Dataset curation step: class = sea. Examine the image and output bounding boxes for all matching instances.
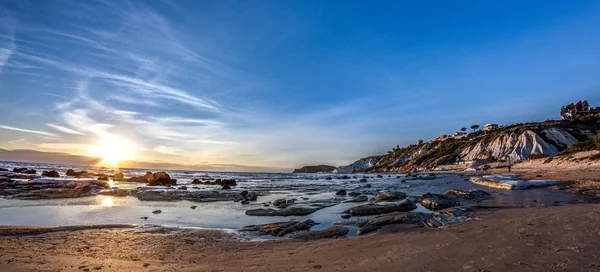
[0,161,584,237]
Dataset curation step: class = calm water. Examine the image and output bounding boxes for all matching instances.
[0,161,585,235]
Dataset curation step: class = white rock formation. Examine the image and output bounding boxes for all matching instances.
[335,156,381,174]
[461,130,562,161]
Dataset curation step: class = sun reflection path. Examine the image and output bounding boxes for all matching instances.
[102,197,114,207]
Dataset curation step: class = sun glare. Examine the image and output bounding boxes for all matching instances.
[93,136,133,166]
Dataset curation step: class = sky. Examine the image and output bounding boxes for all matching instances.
[0,0,600,172]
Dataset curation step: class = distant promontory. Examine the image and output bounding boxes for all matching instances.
[292,165,336,173]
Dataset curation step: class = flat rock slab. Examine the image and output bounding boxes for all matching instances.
[358,212,432,235]
[130,188,245,202]
[0,179,109,199]
[241,220,317,236]
[290,226,349,240]
[471,175,557,190]
[245,206,320,216]
[344,199,417,216]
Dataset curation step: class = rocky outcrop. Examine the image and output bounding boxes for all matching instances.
[130,187,246,202]
[292,165,336,173]
[13,168,36,174]
[113,172,125,181]
[241,220,317,236]
[335,156,382,174]
[0,179,109,199]
[344,199,417,216]
[191,178,237,186]
[420,193,459,211]
[128,172,176,186]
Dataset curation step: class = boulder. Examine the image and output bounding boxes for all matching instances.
[41,170,60,178]
[127,171,175,186]
[420,193,459,211]
[359,178,367,182]
[191,179,202,184]
[290,226,349,240]
[13,168,36,174]
[222,185,231,190]
[348,192,360,197]
[344,199,417,216]
[335,190,347,196]
[113,172,125,181]
[245,206,319,216]
[273,199,287,207]
[97,176,109,181]
[241,220,317,236]
[358,212,433,235]
[370,191,407,203]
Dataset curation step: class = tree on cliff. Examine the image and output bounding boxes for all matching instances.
[470,125,480,132]
[460,127,467,132]
[560,100,593,120]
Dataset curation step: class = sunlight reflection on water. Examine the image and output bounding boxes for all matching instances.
[101,197,113,207]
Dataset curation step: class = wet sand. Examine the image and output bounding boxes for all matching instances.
[1,204,600,271]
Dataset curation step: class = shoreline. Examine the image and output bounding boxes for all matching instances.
[1,203,600,271]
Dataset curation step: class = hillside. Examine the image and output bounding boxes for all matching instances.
[341,119,599,173]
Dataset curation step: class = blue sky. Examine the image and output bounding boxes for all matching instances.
[1,0,599,171]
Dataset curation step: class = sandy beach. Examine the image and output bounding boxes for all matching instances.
[0,203,599,272]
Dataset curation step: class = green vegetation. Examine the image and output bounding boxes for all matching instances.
[560,100,600,121]
[470,124,480,132]
[559,138,597,156]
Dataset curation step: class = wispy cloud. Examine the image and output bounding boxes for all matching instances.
[0,125,56,137]
[46,123,86,135]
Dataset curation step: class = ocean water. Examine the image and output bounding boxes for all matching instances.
[0,161,584,236]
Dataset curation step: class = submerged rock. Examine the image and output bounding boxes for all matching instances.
[131,188,249,202]
[41,170,60,178]
[370,191,407,203]
[273,199,287,207]
[290,226,349,240]
[241,220,317,236]
[358,212,433,235]
[344,199,417,216]
[336,190,347,195]
[344,195,368,203]
[245,206,320,216]
[13,168,36,174]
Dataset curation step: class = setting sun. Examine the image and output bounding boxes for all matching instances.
[93,136,133,166]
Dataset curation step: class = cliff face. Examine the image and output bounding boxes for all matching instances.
[292,165,336,173]
[334,156,382,174]
[359,120,599,173]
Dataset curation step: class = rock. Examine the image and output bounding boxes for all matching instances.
[0,168,8,171]
[421,193,459,211]
[113,172,125,181]
[65,169,92,177]
[242,220,317,236]
[290,226,349,240]
[140,216,148,220]
[444,189,491,201]
[152,210,162,214]
[359,178,367,182]
[222,185,231,190]
[325,177,333,180]
[97,176,109,181]
[128,172,175,186]
[344,199,417,216]
[364,184,372,188]
[245,192,258,201]
[216,179,237,186]
[340,175,351,180]
[240,191,248,197]
[190,205,197,209]
[400,179,406,183]
[344,195,368,203]
[376,174,383,178]
[0,179,110,199]
[273,199,287,207]
[245,206,320,216]
[358,212,433,234]
[241,200,250,204]
[178,186,187,190]
[191,179,202,184]
[335,190,347,196]
[41,170,60,177]
[348,192,360,197]
[287,199,297,204]
[341,214,351,219]
[370,191,407,203]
